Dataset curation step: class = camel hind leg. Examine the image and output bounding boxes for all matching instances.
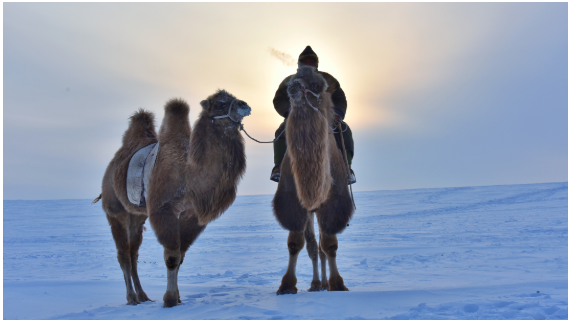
[128,213,152,302]
[105,211,140,305]
[305,213,323,292]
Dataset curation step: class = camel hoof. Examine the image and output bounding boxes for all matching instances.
[137,292,153,303]
[328,275,349,291]
[330,284,349,291]
[163,299,179,308]
[126,293,139,305]
[276,287,298,295]
[277,272,297,295]
[308,280,324,292]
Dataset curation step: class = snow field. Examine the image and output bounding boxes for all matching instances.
[3,182,567,319]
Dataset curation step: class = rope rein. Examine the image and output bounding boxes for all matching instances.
[338,121,357,210]
[239,85,346,143]
[239,123,285,143]
[211,98,285,143]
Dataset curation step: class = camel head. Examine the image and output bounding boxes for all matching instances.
[287,66,329,106]
[200,90,251,133]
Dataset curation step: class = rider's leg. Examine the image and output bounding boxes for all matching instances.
[271,121,287,182]
[333,122,355,184]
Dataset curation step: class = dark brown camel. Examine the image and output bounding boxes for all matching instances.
[97,90,251,307]
[272,66,354,294]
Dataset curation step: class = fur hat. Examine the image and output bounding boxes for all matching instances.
[298,46,319,68]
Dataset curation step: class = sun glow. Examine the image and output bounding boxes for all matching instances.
[5,2,566,199]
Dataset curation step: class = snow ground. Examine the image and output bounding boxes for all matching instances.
[4,182,568,319]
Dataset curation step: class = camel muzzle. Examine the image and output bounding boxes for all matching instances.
[213,98,251,123]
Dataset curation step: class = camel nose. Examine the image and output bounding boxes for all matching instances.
[236,103,251,118]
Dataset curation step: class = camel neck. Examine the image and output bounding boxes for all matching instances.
[285,96,333,211]
[186,113,247,224]
[189,115,245,166]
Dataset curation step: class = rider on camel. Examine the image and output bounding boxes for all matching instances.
[270,46,356,184]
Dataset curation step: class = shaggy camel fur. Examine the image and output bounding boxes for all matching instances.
[98,90,250,307]
[272,66,354,294]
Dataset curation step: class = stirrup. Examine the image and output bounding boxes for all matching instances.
[347,168,356,185]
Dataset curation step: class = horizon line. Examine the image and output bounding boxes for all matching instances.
[3,181,567,202]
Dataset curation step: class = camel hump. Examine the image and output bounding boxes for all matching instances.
[122,109,157,144]
[164,98,189,116]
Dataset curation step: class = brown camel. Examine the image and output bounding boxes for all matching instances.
[272,66,354,294]
[97,90,251,307]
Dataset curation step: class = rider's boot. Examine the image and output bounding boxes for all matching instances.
[270,164,281,182]
[348,168,356,185]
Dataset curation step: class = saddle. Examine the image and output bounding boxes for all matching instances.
[126,143,159,207]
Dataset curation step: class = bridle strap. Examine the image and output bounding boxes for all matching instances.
[212,98,238,121]
[298,85,337,131]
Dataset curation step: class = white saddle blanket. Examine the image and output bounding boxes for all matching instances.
[126,143,159,207]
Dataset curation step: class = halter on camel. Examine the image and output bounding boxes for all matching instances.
[212,98,236,120]
[212,98,251,123]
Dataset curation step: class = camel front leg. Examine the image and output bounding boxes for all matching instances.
[177,210,207,304]
[160,246,182,308]
[149,203,182,307]
[163,250,181,307]
[277,231,305,295]
[305,213,323,292]
[320,233,349,291]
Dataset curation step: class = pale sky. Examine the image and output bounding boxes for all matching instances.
[4,2,567,200]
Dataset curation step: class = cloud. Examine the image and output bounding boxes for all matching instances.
[267,47,296,67]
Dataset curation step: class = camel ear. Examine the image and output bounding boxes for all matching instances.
[200,100,209,110]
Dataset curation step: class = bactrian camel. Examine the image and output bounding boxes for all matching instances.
[272,66,354,294]
[97,90,251,307]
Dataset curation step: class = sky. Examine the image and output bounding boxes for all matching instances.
[3,2,568,200]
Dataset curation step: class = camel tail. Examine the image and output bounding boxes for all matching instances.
[122,109,157,144]
[92,194,102,205]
